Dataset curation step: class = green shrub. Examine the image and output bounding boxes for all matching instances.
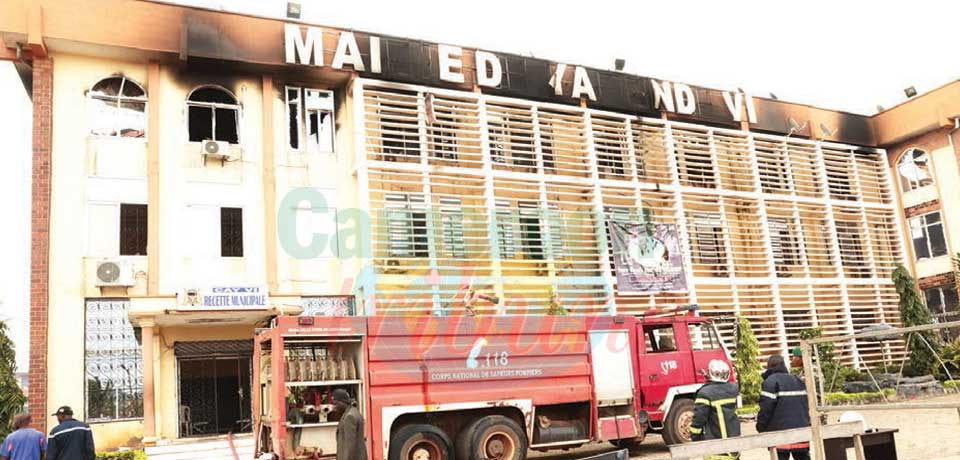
[824,389,894,405]
[95,451,146,460]
[893,265,940,376]
[937,339,960,380]
[944,380,958,391]
[797,327,863,391]
[736,404,759,416]
[734,316,762,405]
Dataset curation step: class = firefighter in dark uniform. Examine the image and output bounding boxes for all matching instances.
[689,359,741,460]
[757,354,811,460]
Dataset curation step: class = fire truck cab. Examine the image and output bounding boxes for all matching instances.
[252,310,731,460]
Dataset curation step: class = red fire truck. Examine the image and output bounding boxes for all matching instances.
[252,309,732,460]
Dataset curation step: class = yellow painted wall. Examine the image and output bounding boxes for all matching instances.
[47,53,149,444]
[91,420,144,451]
[933,146,960,262]
[47,52,357,450]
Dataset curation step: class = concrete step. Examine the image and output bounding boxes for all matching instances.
[146,435,255,460]
[147,447,254,460]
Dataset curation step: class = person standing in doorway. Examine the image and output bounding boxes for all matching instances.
[331,389,366,460]
[1,413,46,460]
[46,407,94,460]
[757,354,811,460]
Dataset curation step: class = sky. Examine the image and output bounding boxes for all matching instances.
[2,0,960,372]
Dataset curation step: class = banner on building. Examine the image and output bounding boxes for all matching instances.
[607,221,687,294]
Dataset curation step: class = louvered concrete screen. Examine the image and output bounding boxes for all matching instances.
[356,79,906,366]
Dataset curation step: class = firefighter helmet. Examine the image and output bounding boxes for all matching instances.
[706,359,731,382]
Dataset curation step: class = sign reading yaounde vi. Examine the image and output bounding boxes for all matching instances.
[607,221,688,294]
[181,286,269,309]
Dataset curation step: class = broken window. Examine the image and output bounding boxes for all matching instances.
[924,284,959,323]
[897,148,934,192]
[220,207,244,257]
[909,211,947,260]
[187,86,239,144]
[287,87,335,153]
[88,76,147,138]
[119,204,148,256]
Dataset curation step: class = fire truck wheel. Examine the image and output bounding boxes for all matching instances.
[662,398,695,445]
[390,424,454,460]
[460,415,527,460]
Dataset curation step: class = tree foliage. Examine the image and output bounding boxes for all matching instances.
[734,316,762,405]
[0,320,26,438]
[546,286,568,316]
[892,264,940,376]
[798,327,859,391]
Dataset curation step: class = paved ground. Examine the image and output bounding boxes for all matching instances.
[530,394,960,460]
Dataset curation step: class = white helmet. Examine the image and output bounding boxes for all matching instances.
[707,359,731,382]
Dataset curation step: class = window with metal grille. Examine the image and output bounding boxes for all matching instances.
[519,204,544,260]
[897,148,934,193]
[487,114,535,171]
[769,217,800,269]
[119,204,147,256]
[427,95,459,160]
[540,126,557,172]
[439,197,465,258]
[220,207,244,257]
[187,86,239,143]
[379,98,420,160]
[909,212,947,260]
[88,76,147,138]
[287,87,335,153]
[85,298,142,421]
[692,213,726,274]
[385,194,428,258]
[495,202,517,259]
[834,220,867,275]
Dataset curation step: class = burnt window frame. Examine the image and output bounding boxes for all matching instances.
[897,147,935,193]
[186,85,241,144]
[119,203,148,256]
[908,211,948,260]
[220,207,244,257]
[88,76,147,138]
[286,86,336,154]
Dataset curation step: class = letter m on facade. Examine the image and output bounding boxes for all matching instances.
[285,24,324,66]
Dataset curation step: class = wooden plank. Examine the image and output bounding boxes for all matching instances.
[853,434,866,460]
[802,340,825,460]
[667,422,864,457]
[820,402,960,411]
[806,320,960,344]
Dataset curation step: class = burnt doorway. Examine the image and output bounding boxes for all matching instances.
[176,340,252,437]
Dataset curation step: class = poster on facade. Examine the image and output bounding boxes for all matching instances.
[607,221,688,294]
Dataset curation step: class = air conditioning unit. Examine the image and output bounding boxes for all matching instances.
[201,140,238,161]
[95,259,136,287]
